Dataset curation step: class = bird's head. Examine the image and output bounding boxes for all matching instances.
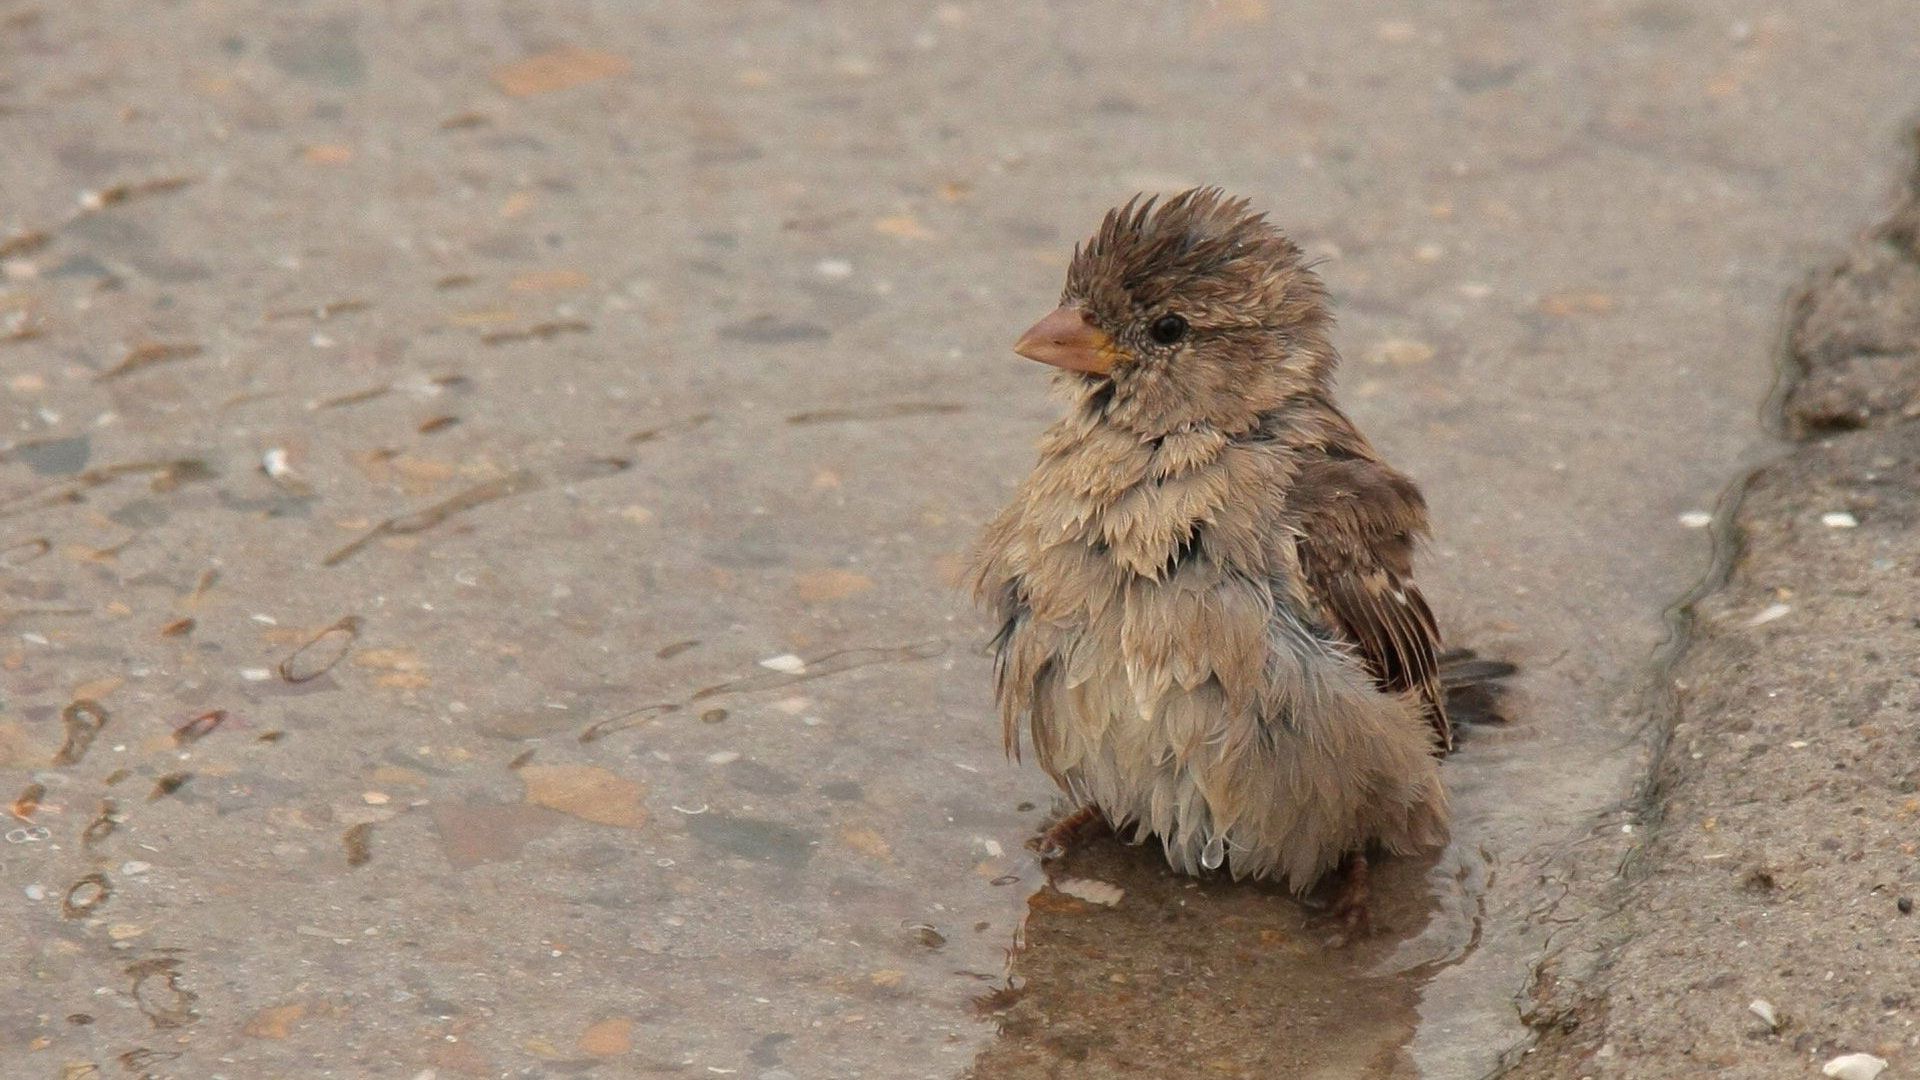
[1014,188,1335,435]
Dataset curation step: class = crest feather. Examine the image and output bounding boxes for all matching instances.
[1066,187,1302,305]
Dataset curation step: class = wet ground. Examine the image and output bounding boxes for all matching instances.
[2,3,1918,1079]
[1509,133,1920,1080]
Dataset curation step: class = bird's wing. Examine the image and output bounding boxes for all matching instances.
[1288,453,1450,753]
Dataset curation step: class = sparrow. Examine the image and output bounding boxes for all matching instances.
[972,188,1459,909]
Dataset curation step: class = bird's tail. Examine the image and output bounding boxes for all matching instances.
[1438,647,1517,687]
[1437,647,1516,730]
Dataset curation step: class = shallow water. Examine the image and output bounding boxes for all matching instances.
[2,2,1918,1078]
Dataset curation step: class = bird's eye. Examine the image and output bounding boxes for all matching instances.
[1148,314,1188,346]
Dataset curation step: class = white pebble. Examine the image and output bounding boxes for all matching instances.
[815,258,854,279]
[758,653,806,674]
[241,667,274,681]
[1821,511,1858,529]
[706,751,741,765]
[1748,998,1778,1029]
[120,861,151,875]
[1678,511,1713,528]
[262,447,294,479]
[1822,1053,1888,1080]
[23,884,46,901]
[1745,603,1791,627]
[1054,877,1125,907]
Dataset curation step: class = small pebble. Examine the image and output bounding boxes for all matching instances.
[1745,603,1791,627]
[23,884,46,901]
[1821,511,1859,529]
[1054,877,1125,907]
[1822,1053,1888,1080]
[706,751,740,765]
[119,861,151,875]
[241,667,274,681]
[1376,19,1416,42]
[1363,337,1435,366]
[1678,511,1713,528]
[1898,896,1913,914]
[1748,998,1780,1030]
[758,653,806,674]
[815,258,853,279]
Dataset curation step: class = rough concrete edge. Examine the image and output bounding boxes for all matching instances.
[1491,121,1920,1077]
[1487,453,1760,1076]
[1771,119,1920,440]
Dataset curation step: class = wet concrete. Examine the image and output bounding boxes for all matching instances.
[2,2,1919,1078]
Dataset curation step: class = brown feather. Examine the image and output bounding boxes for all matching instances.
[1288,443,1451,751]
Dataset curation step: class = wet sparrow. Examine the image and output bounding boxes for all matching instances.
[973,189,1458,907]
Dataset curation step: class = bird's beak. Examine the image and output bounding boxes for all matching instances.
[1013,306,1118,375]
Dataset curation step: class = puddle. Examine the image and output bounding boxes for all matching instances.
[970,666,1608,1080]
[976,839,1441,1079]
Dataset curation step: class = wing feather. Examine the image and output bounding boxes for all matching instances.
[1289,453,1451,752]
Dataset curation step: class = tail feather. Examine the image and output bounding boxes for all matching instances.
[1437,647,1515,729]
[1439,658,1519,687]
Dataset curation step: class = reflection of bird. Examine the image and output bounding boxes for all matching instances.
[972,189,1475,922]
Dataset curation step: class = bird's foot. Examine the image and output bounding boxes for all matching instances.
[1026,805,1107,860]
[1327,852,1374,942]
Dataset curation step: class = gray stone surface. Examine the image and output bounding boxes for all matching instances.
[0,3,1917,1078]
[1510,132,1920,1080]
